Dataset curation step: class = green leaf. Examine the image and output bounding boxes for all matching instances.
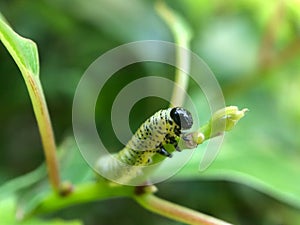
[0,137,95,220]
[0,13,39,78]
[0,164,47,201]
[15,137,94,219]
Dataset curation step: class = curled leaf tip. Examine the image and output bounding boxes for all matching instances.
[212,106,248,132]
[225,106,248,131]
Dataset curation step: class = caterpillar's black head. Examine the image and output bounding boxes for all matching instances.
[170,107,193,130]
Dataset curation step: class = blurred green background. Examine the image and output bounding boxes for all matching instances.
[1,0,300,224]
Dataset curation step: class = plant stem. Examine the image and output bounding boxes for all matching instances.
[29,182,134,217]
[155,0,192,107]
[24,75,61,192]
[258,0,285,70]
[134,193,232,225]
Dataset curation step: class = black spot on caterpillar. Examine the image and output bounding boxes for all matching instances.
[96,107,193,184]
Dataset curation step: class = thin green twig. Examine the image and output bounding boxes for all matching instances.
[26,182,134,218]
[134,193,232,225]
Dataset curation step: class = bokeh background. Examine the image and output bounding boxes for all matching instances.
[1,0,300,224]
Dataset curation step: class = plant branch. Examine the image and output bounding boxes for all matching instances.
[155,0,192,107]
[134,193,232,225]
[27,182,134,218]
[258,0,285,70]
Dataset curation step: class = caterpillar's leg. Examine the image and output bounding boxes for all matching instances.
[157,147,172,158]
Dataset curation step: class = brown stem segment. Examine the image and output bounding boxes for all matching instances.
[25,75,61,192]
[134,194,232,225]
[155,0,192,107]
[259,0,285,70]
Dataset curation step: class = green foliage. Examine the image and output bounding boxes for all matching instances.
[12,138,94,219]
[1,0,300,225]
[0,12,39,78]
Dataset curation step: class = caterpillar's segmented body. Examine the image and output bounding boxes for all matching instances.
[96,107,193,184]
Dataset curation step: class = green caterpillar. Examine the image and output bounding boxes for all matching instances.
[96,107,193,184]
